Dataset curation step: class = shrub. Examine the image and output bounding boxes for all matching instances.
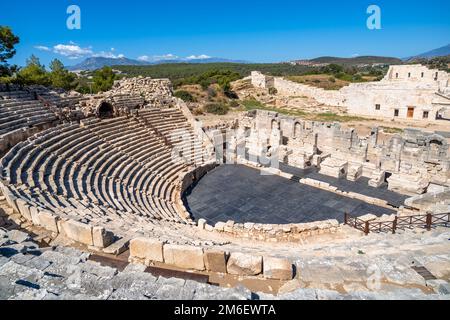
[224,89,239,99]
[241,99,266,110]
[229,100,240,108]
[174,90,195,102]
[268,87,278,95]
[205,103,229,115]
[207,87,217,98]
[335,73,352,82]
[192,107,204,116]
[92,66,116,93]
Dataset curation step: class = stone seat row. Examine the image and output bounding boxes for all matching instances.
[6,183,162,245]
[0,97,58,137]
[0,109,207,238]
[0,91,33,100]
[4,123,184,222]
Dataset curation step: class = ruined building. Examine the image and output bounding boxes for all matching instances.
[251,64,450,121]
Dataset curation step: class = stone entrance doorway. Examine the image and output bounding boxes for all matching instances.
[407,107,415,118]
[98,102,114,119]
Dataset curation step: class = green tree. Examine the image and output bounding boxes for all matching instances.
[0,26,20,78]
[92,66,116,92]
[174,90,195,102]
[16,55,50,86]
[74,76,93,94]
[49,59,76,90]
[205,103,229,115]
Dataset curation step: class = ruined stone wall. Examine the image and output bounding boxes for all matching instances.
[251,65,450,121]
[342,82,444,121]
[385,65,449,89]
[238,110,450,195]
[251,71,274,89]
[111,76,172,99]
[273,77,346,106]
[251,72,345,106]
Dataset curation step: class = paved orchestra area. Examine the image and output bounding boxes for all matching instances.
[185,165,401,225]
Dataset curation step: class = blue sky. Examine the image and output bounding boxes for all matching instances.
[1,0,449,66]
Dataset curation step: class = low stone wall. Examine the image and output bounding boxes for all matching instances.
[180,160,340,242]
[273,77,345,106]
[405,188,450,213]
[180,162,218,194]
[0,180,114,249]
[129,237,294,280]
[199,218,339,243]
[299,177,393,208]
[244,159,394,208]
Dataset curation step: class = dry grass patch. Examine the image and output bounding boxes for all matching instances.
[287,74,350,90]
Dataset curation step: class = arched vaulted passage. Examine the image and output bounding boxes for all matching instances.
[97,102,114,119]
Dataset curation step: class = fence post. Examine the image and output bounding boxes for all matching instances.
[344,212,348,225]
[392,216,397,234]
[364,221,370,235]
[426,213,432,231]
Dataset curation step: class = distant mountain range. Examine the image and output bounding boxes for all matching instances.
[67,43,450,71]
[68,56,249,71]
[67,57,148,71]
[404,44,450,61]
[305,56,402,66]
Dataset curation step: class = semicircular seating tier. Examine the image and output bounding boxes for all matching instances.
[0,107,208,237]
[0,90,59,138]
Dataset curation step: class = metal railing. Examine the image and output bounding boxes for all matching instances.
[344,212,450,235]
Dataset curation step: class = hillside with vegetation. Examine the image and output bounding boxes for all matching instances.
[307,56,402,66]
[114,63,312,81]
[407,55,450,72]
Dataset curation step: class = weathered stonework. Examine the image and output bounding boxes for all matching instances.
[60,220,93,246]
[130,237,164,263]
[92,226,115,248]
[38,210,59,234]
[231,110,450,197]
[251,64,450,122]
[263,257,294,280]
[227,252,263,276]
[163,244,205,271]
[204,249,228,273]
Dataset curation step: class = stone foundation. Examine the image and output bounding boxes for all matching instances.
[128,237,295,281]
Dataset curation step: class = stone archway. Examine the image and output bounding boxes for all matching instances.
[294,122,302,138]
[425,134,447,160]
[97,101,114,119]
[271,119,279,131]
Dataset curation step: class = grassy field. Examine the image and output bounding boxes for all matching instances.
[240,99,372,122]
[286,74,351,90]
[380,126,404,134]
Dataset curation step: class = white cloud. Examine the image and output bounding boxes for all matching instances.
[186,54,211,60]
[34,45,51,51]
[53,44,93,59]
[351,53,360,58]
[137,55,150,61]
[92,51,125,59]
[155,53,179,60]
[46,43,124,60]
[138,54,179,62]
